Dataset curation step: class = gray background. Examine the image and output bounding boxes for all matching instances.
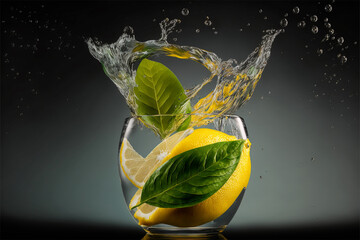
[1,0,359,235]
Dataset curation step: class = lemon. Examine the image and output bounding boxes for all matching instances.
[120,128,194,188]
[131,128,251,227]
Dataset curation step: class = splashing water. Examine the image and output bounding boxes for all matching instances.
[87,18,280,136]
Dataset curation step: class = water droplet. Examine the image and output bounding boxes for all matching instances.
[337,37,344,45]
[354,41,358,45]
[239,28,243,32]
[311,25,318,34]
[204,16,212,26]
[324,18,329,22]
[325,4,332,12]
[293,6,300,14]
[264,16,268,20]
[259,9,263,13]
[310,15,318,22]
[324,22,331,28]
[280,18,288,27]
[329,28,334,35]
[317,48,323,55]
[181,8,189,16]
[322,34,330,41]
[195,29,200,33]
[305,45,308,48]
[340,55,347,64]
[247,23,251,27]
[284,13,288,17]
[214,31,218,35]
[297,21,306,28]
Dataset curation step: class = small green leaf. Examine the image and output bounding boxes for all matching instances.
[134,59,191,138]
[132,140,245,209]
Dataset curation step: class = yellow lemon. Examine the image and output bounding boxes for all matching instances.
[132,128,251,227]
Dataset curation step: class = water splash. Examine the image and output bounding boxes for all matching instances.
[87,18,280,136]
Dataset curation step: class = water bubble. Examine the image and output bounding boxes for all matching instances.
[152,18,156,22]
[195,29,200,33]
[173,37,177,42]
[325,4,332,12]
[284,13,288,17]
[214,31,218,35]
[305,45,308,48]
[297,21,306,28]
[311,157,315,161]
[247,23,251,27]
[280,18,288,27]
[310,15,318,23]
[181,8,189,16]
[259,9,263,13]
[324,17,329,22]
[329,28,334,35]
[264,16,268,20]
[204,16,212,26]
[311,25,318,34]
[340,55,347,64]
[324,22,331,28]
[322,34,330,41]
[354,41,357,45]
[337,37,344,45]
[293,6,300,14]
[331,36,335,40]
[337,53,341,58]
[239,28,243,32]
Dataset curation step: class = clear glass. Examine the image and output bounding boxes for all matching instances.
[118,114,249,236]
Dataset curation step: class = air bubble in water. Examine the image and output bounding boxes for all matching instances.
[324,22,331,28]
[297,21,306,28]
[181,8,189,16]
[324,17,329,22]
[337,37,344,45]
[173,37,177,42]
[317,49,324,56]
[259,9,263,13]
[214,31,218,35]
[329,28,334,35]
[311,25,318,34]
[195,29,200,33]
[322,34,330,41]
[325,4,332,12]
[293,6,300,14]
[280,18,288,27]
[204,16,212,26]
[354,41,358,45]
[284,13,288,17]
[340,55,347,64]
[310,15,318,22]
[337,53,341,58]
[247,23,251,26]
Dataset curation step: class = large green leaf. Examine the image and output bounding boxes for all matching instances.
[134,59,191,138]
[132,140,245,209]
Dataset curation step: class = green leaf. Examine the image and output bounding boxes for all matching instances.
[132,140,245,209]
[134,59,191,139]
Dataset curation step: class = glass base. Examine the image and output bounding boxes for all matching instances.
[143,226,227,238]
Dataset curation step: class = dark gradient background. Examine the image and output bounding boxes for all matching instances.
[1,0,359,239]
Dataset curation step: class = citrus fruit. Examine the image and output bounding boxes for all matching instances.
[120,128,193,188]
[131,128,251,227]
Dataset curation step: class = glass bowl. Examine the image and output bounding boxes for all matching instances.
[118,114,250,236]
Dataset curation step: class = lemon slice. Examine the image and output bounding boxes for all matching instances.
[120,128,194,188]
